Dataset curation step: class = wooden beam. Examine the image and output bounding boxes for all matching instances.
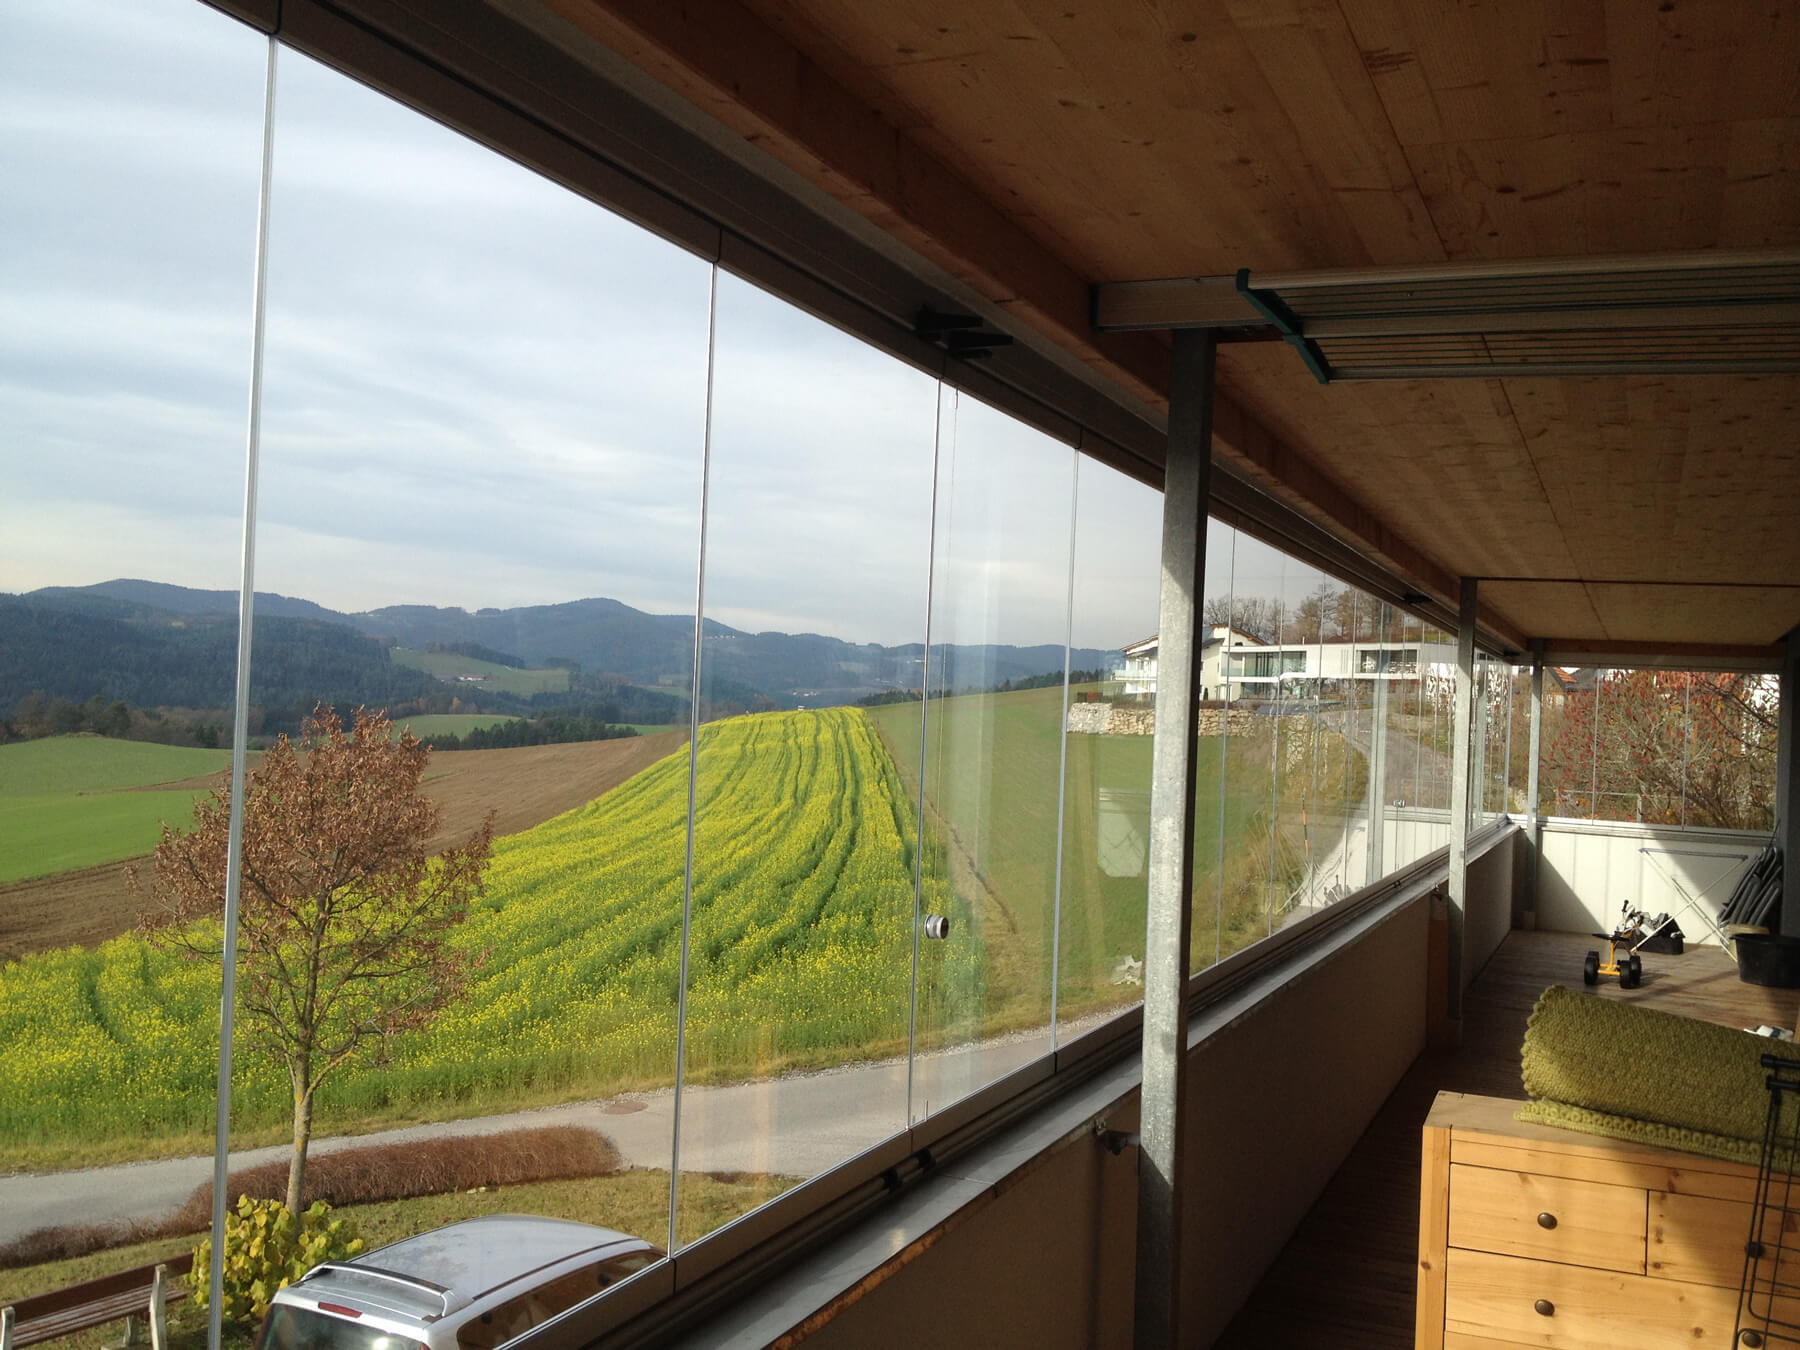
[1536,639,1785,669]
[543,0,1486,629]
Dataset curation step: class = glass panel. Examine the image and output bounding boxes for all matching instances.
[1215,530,1280,959]
[1187,519,1237,974]
[1557,668,1778,828]
[1266,558,1325,933]
[0,0,262,1249]
[676,272,937,1246]
[250,45,710,1282]
[1543,668,1599,818]
[1334,587,1373,899]
[1053,459,1163,1032]
[911,391,1076,1121]
[1685,671,1778,831]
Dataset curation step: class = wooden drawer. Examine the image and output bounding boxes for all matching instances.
[1650,1190,1754,1287]
[1446,1248,1739,1349]
[1652,1189,1800,1301]
[1449,1164,1647,1274]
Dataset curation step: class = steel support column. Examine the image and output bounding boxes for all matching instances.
[1134,329,1215,1350]
[1444,578,1479,1045]
[1525,642,1545,923]
[1780,628,1800,934]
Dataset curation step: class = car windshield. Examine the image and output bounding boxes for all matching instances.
[258,1306,423,1350]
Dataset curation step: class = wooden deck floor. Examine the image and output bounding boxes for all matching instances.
[1213,930,1800,1348]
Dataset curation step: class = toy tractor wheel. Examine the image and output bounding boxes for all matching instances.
[1623,954,1642,989]
[1583,950,1600,986]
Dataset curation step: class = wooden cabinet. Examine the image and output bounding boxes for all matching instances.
[1417,1091,1765,1349]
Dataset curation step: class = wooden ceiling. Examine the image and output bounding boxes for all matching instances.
[538,0,1800,655]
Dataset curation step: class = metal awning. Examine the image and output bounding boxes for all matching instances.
[1092,248,1800,382]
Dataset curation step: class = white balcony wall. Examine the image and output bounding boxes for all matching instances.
[1531,817,1767,940]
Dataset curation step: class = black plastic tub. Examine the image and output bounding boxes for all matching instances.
[1733,932,1800,989]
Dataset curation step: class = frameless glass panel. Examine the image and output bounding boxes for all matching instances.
[1543,668,1599,818]
[1683,670,1777,830]
[1182,519,1237,974]
[0,0,262,1255]
[911,391,1075,1122]
[676,272,936,1246]
[1564,668,1775,828]
[1379,610,1432,870]
[1473,654,1509,828]
[1331,587,1372,900]
[252,47,708,1278]
[1052,459,1163,1034]
[1215,530,1283,956]
[1418,624,1458,853]
[1265,559,1330,934]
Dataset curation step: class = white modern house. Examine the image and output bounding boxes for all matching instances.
[1117,626,1266,701]
[1121,632,1458,701]
[1227,638,1460,690]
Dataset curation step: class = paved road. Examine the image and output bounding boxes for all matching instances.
[0,1027,1082,1245]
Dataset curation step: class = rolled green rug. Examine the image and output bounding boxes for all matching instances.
[1516,984,1800,1167]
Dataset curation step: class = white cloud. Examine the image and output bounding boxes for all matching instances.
[2,0,1185,656]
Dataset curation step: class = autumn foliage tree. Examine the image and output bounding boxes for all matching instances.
[1543,671,1776,828]
[138,705,493,1215]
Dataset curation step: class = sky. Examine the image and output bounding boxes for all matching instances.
[0,0,1309,654]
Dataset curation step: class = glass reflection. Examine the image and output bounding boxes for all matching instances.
[677,273,935,1245]
[253,44,709,1280]
[1053,460,1164,1031]
[0,0,263,1275]
[911,391,1075,1121]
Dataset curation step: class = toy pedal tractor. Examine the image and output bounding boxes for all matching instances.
[1584,902,1647,989]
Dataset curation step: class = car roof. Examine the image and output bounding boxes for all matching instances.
[303,1215,654,1315]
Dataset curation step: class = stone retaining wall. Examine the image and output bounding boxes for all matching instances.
[1064,703,1263,737]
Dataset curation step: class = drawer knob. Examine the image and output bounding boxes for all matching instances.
[1742,1332,1764,1348]
[1536,1211,1558,1230]
[1533,1299,1555,1318]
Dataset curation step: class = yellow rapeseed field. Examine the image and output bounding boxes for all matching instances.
[0,709,979,1156]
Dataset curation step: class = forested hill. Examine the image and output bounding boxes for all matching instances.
[0,596,436,727]
[8,581,1118,714]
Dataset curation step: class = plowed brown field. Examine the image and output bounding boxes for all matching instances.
[0,731,686,960]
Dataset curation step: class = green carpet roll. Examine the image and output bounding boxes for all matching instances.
[1515,984,1800,1165]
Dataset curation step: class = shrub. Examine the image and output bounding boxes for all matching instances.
[1,1127,620,1269]
[190,1196,365,1324]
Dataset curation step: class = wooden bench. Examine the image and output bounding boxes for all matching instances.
[2,1253,194,1350]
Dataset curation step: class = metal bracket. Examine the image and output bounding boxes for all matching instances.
[914,305,1014,360]
[1234,270,1333,384]
[1097,1122,1141,1155]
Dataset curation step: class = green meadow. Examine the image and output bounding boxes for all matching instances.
[0,738,232,883]
[392,713,519,739]
[389,648,570,695]
[0,709,970,1170]
[865,686,1365,1009]
[0,698,1361,1170]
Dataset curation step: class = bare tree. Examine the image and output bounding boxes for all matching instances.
[138,705,493,1214]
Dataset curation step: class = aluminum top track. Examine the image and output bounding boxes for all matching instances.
[1093,248,1800,382]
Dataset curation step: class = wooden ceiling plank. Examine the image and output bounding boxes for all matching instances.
[1218,344,1581,582]
[535,0,1800,652]
[1721,118,1800,248]
[1480,579,1607,642]
[547,0,1472,622]
[1607,0,1800,131]
[1220,0,1447,265]
[1501,373,1800,592]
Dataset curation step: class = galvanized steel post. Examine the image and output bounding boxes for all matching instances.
[1133,329,1214,1349]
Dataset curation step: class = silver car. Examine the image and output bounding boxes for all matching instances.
[255,1216,662,1350]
